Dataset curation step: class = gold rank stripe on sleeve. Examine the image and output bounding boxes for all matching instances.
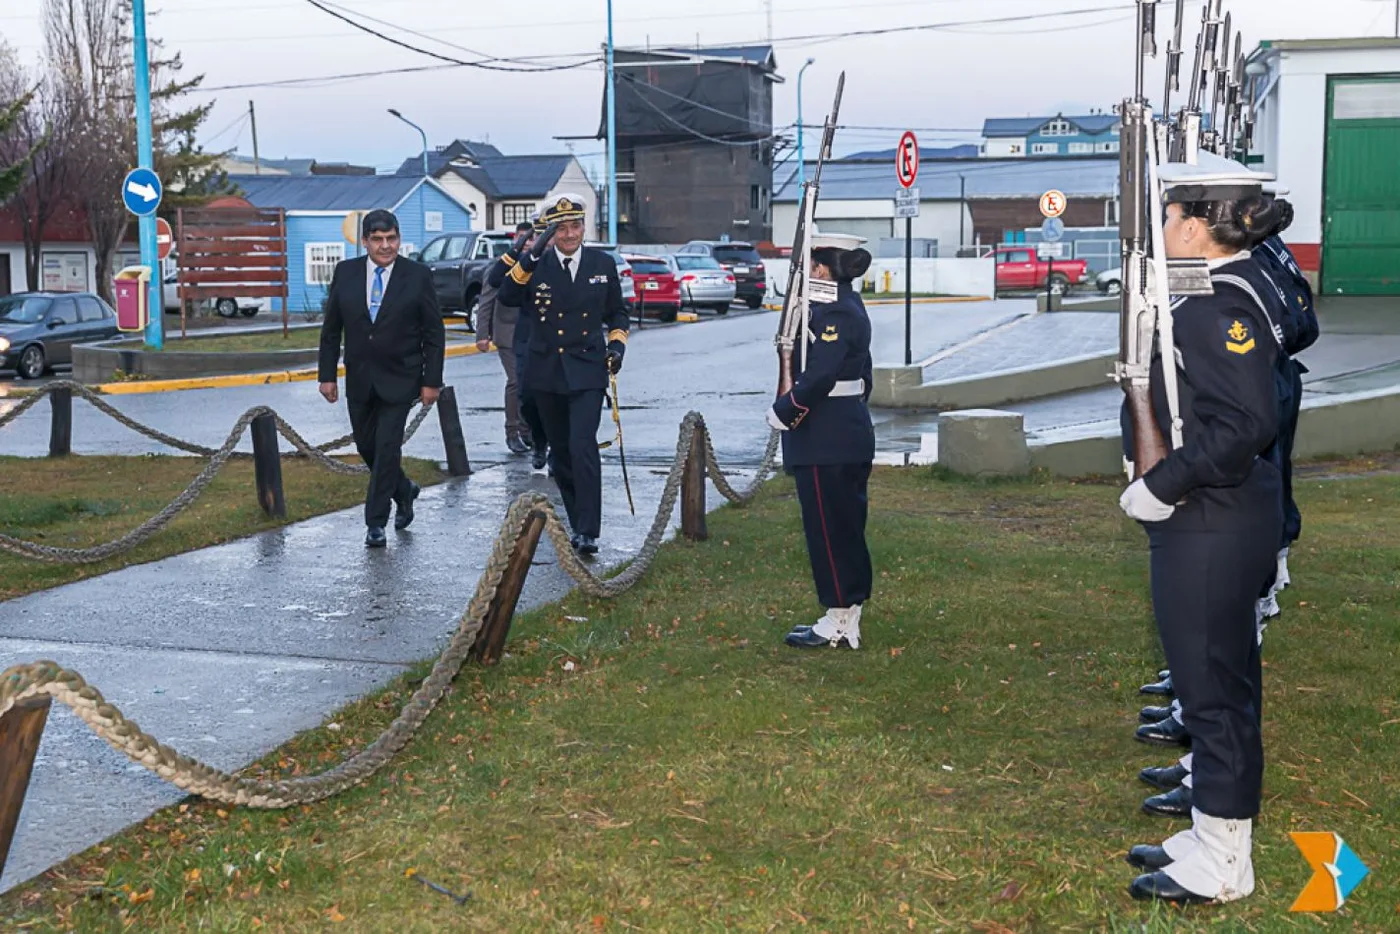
[1225,319,1255,355]
[509,264,532,286]
[502,254,518,268]
[608,329,629,344]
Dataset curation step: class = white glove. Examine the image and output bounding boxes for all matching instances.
[766,407,789,432]
[1119,478,1175,522]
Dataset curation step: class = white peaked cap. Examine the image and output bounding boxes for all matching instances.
[1160,151,1276,202]
[810,230,867,251]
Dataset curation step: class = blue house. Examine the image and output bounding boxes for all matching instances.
[234,175,473,314]
[981,113,1122,158]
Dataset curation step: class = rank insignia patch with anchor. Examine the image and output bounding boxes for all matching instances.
[821,325,839,342]
[1224,319,1255,355]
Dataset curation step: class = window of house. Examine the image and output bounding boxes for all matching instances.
[305,242,344,285]
[1099,141,1120,153]
[1068,142,1094,154]
[1042,118,1072,136]
[1031,143,1059,155]
[751,185,761,211]
[501,203,532,226]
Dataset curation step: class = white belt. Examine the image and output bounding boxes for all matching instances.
[829,379,865,398]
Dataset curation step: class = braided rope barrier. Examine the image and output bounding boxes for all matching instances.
[0,399,782,806]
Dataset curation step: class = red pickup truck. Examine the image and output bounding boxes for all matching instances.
[994,247,1088,295]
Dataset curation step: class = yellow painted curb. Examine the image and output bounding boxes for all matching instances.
[676,312,701,323]
[92,342,484,395]
[864,295,992,306]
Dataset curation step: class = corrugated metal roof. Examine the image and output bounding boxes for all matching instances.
[234,175,423,211]
[773,157,1119,202]
[983,114,1119,137]
[653,44,776,68]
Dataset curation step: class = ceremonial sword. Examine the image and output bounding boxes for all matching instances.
[601,371,635,515]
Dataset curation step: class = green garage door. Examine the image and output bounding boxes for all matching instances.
[1322,76,1400,295]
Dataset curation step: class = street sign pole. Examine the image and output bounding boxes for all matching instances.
[132,0,161,349]
[904,214,912,365]
[896,131,919,367]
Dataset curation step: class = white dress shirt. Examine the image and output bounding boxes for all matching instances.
[367,259,395,311]
[555,246,581,281]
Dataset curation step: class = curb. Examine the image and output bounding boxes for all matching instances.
[90,342,484,396]
[863,295,993,306]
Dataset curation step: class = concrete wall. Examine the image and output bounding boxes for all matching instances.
[762,257,994,303]
[75,338,319,383]
[1021,385,1400,478]
[871,351,1115,410]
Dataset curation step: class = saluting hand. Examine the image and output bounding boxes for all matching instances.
[511,228,532,254]
[528,223,558,260]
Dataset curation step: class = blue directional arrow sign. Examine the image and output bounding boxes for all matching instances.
[121,167,163,216]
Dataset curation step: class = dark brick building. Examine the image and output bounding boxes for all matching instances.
[602,45,782,245]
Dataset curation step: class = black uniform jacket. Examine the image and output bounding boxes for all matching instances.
[497,247,630,393]
[1125,255,1284,531]
[773,281,876,467]
[317,256,445,405]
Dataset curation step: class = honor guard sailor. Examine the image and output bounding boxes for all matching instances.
[497,194,630,555]
[767,231,876,650]
[1118,156,1287,905]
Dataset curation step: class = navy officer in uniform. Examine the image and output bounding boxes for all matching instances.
[497,194,629,554]
[1117,158,1286,905]
[767,231,876,650]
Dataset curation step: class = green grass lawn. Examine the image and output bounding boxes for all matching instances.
[2,466,1396,930]
[0,454,445,599]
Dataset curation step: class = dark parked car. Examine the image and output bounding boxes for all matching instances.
[413,230,516,323]
[0,292,121,379]
[676,240,767,309]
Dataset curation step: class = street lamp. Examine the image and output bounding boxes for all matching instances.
[388,108,429,239]
[796,58,816,194]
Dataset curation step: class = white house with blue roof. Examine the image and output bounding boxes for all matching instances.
[981,113,1122,158]
[395,140,598,235]
[233,174,473,314]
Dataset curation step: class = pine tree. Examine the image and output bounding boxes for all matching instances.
[0,47,45,205]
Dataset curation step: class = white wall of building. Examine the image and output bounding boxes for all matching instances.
[434,175,489,231]
[1,244,101,294]
[983,138,1027,158]
[1256,44,1400,247]
[761,256,994,301]
[772,199,971,251]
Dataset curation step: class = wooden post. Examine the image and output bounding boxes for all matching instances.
[471,510,546,665]
[0,696,53,881]
[250,412,286,517]
[437,386,471,478]
[681,425,708,542]
[48,386,72,457]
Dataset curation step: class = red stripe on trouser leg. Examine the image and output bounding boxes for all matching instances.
[812,465,845,607]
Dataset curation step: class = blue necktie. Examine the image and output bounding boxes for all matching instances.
[370,266,384,322]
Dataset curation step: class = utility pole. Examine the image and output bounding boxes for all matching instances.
[248,100,261,175]
[133,0,161,349]
[606,0,619,244]
[766,0,774,41]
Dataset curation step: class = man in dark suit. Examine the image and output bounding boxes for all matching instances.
[497,194,629,555]
[318,209,445,547]
[477,220,534,456]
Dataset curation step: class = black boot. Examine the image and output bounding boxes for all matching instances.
[1140,674,1175,696]
[1142,784,1193,818]
[1135,715,1191,748]
[1126,845,1173,871]
[1139,704,1176,724]
[1129,871,1214,904]
[1139,762,1190,791]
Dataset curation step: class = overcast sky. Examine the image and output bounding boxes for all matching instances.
[2,0,1395,183]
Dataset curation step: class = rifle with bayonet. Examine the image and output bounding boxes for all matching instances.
[777,73,844,400]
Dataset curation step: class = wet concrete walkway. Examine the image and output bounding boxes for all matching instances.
[0,457,767,893]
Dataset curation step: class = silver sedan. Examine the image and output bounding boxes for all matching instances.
[669,254,737,314]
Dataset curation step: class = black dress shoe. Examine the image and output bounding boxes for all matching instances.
[575,535,599,556]
[1159,669,1170,679]
[1129,870,1214,904]
[506,434,530,455]
[785,628,853,649]
[1142,784,1193,818]
[365,526,387,548]
[1141,674,1175,696]
[393,482,421,531]
[1140,704,1175,724]
[1136,715,1191,748]
[1139,762,1190,791]
[532,448,548,472]
[1126,845,1173,871]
